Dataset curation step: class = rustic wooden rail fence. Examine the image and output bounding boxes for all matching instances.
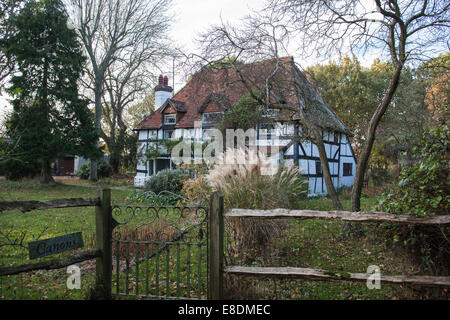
[0,188,112,299]
[2,190,450,300]
[207,193,450,299]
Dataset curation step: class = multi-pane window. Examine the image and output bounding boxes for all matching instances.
[259,106,279,118]
[283,123,294,136]
[164,130,173,140]
[315,161,322,176]
[164,114,176,125]
[343,163,353,176]
[259,123,275,140]
[202,112,223,125]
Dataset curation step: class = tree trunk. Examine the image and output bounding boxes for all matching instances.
[311,126,343,210]
[40,161,55,184]
[89,84,102,181]
[351,62,404,212]
[109,150,120,174]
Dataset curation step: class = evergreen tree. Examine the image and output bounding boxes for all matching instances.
[2,0,99,183]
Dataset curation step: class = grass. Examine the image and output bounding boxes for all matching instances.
[223,193,419,300]
[0,180,131,300]
[0,180,419,300]
[112,240,208,300]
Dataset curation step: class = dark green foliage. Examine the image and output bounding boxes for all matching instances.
[77,163,90,180]
[120,132,138,172]
[379,124,449,217]
[97,158,113,178]
[1,0,99,182]
[126,189,183,206]
[77,158,113,180]
[378,123,449,275]
[145,138,183,159]
[144,169,188,194]
[217,93,264,132]
[1,157,40,180]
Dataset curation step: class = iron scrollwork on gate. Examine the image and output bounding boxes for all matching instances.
[110,202,208,299]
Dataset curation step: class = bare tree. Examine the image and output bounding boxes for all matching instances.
[66,0,172,180]
[100,21,172,173]
[101,57,156,173]
[186,17,344,209]
[267,0,450,211]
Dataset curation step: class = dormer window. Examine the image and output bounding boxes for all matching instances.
[164,130,173,139]
[164,114,176,125]
[258,106,279,118]
[202,112,223,126]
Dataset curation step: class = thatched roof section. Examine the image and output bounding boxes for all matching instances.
[288,61,351,135]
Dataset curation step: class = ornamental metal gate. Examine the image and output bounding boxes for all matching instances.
[110,204,209,299]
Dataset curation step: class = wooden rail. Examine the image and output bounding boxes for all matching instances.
[204,205,450,299]
[0,249,101,276]
[0,198,100,213]
[225,266,450,288]
[226,208,450,225]
[0,190,111,299]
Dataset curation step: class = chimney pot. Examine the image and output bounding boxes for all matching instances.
[163,76,168,86]
[159,75,163,85]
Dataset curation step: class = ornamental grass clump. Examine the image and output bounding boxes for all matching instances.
[206,148,306,210]
[205,148,307,265]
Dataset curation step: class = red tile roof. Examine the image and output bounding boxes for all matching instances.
[134,56,350,134]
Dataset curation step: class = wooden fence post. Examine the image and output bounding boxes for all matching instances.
[95,187,112,299]
[208,192,224,300]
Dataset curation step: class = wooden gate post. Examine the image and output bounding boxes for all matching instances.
[95,187,112,299]
[208,192,224,300]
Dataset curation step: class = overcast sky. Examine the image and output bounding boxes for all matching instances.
[171,0,264,51]
[0,0,433,122]
[163,0,269,91]
[1,0,267,121]
[153,0,357,94]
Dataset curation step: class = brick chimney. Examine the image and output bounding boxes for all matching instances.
[154,74,173,109]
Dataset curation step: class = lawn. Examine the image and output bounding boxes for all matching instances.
[0,180,418,300]
[0,180,131,299]
[223,191,419,300]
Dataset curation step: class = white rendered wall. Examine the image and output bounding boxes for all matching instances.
[155,90,172,110]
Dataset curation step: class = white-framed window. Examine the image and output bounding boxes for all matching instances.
[258,106,279,118]
[149,130,157,139]
[283,123,294,136]
[258,123,275,140]
[164,130,173,140]
[164,114,176,125]
[202,112,223,125]
[202,129,214,140]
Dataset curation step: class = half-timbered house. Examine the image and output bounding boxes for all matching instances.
[133,57,356,196]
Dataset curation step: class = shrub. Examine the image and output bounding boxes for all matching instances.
[144,169,188,194]
[126,189,182,206]
[2,157,40,181]
[77,163,90,179]
[97,159,113,178]
[206,148,307,210]
[205,148,307,264]
[378,124,449,278]
[180,176,212,205]
[76,158,113,180]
